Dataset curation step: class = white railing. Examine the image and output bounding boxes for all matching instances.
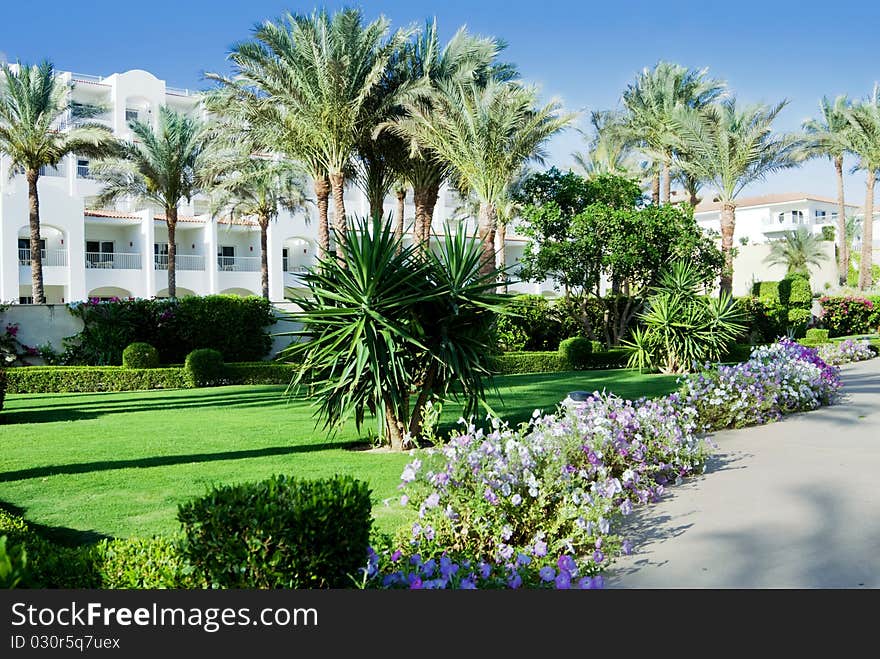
[154,254,205,271]
[166,86,194,97]
[18,249,68,267]
[286,264,309,274]
[71,73,106,84]
[217,256,260,272]
[85,252,141,270]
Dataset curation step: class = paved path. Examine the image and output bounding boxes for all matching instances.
[606,358,880,588]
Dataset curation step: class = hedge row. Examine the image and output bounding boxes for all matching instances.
[4,363,298,394]
[489,348,631,375]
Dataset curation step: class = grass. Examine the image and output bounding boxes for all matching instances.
[0,369,677,545]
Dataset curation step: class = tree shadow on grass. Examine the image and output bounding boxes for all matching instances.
[0,500,111,546]
[0,441,371,484]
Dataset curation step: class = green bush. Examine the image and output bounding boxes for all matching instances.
[224,362,297,385]
[122,342,159,369]
[95,537,201,589]
[64,295,276,365]
[821,225,835,241]
[493,295,563,352]
[724,343,754,363]
[780,275,812,308]
[818,296,880,336]
[0,535,28,588]
[0,368,6,413]
[558,337,593,370]
[178,475,372,589]
[787,308,812,337]
[736,296,788,343]
[805,328,830,344]
[184,349,225,388]
[752,280,780,301]
[488,351,564,374]
[5,366,187,394]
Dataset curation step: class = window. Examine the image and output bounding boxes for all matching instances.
[792,210,804,224]
[19,297,33,304]
[218,245,236,270]
[18,238,46,264]
[77,158,90,179]
[282,247,289,272]
[125,108,139,123]
[154,242,177,269]
[815,210,827,222]
[777,212,785,224]
[86,240,114,267]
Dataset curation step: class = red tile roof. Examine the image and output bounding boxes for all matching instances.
[84,208,257,227]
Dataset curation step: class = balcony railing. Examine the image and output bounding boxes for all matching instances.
[154,254,205,271]
[85,252,141,270]
[18,249,68,267]
[166,86,195,97]
[217,256,260,272]
[283,261,309,274]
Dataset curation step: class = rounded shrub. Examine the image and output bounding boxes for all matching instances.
[177,474,373,588]
[783,275,812,309]
[122,342,160,369]
[804,328,830,344]
[184,348,225,388]
[0,368,6,413]
[558,336,593,370]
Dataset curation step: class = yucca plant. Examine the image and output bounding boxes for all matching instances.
[625,261,744,373]
[280,215,507,449]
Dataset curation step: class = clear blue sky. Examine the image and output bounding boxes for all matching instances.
[2,0,878,202]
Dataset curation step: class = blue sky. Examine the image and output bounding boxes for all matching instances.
[2,0,878,202]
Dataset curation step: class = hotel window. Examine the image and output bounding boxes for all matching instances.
[19,296,34,304]
[217,245,236,270]
[18,238,46,264]
[814,210,827,223]
[76,158,91,178]
[777,212,785,223]
[791,210,804,224]
[86,240,114,267]
[125,108,139,123]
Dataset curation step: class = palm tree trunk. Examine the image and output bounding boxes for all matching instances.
[719,201,736,296]
[835,156,848,285]
[259,215,270,300]
[651,171,660,205]
[395,188,406,249]
[413,187,426,248]
[166,208,177,298]
[478,202,497,278]
[421,183,439,246]
[26,169,46,304]
[495,221,507,293]
[314,175,330,260]
[328,172,347,263]
[661,159,671,204]
[858,172,875,290]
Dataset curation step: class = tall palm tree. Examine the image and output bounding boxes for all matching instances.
[842,87,880,290]
[392,19,514,248]
[764,227,828,277]
[802,95,852,284]
[672,99,802,295]
[222,9,407,254]
[572,110,644,179]
[201,81,332,260]
[622,61,726,204]
[389,79,573,276]
[93,106,206,298]
[0,61,115,303]
[206,155,310,299]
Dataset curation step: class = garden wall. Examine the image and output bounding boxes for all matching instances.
[1,302,303,361]
[730,242,836,297]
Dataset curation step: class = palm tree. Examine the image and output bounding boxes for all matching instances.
[222,9,407,254]
[207,155,310,299]
[0,61,116,303]
[764,227,828,277]
[93,106,206,298]
[392,19,513,248]
[389,79,573,276]
[672,98,802,295]
[803,95,852,284]
[572,110,644,179]
[621,61,726,204]
[842,87,880,290]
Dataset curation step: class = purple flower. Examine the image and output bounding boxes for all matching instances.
[391,550,402,562]
[555,571,571,589]
[425,492,440,508]
[507,572,523,589]
[539,567,556,582]
[592,550,604,564]
[459,575,477,590]
[533,540,548,558]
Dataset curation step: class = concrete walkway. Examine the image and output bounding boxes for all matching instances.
[606,358,880,588]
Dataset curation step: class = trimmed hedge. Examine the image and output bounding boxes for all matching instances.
[558,337,593,370]
[224,362,297,385]
[0,368,6,412]
[783,276,812,308]
[751,280,780,301]
[122,342,159,369]
[805,329,830,344]
[5,366,187,394]
[178,474,373,589]
[489,348,630,374]
[184,349,224,388]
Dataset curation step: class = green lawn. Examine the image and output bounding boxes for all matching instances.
[0,369,677,544]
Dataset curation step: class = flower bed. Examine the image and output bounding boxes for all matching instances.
[365,338,842,589]
[818,339,877,366]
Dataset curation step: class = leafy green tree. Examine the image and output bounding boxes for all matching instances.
[282,215,506,450]
[802,95,852,284]
[0,61,116,302]
[94,106,207,298]
[671,98,803,295]
[764,227,829,278]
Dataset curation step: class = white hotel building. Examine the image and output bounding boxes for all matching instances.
[0,68,547,305]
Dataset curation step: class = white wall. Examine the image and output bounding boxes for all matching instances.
[731,241,837,297]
